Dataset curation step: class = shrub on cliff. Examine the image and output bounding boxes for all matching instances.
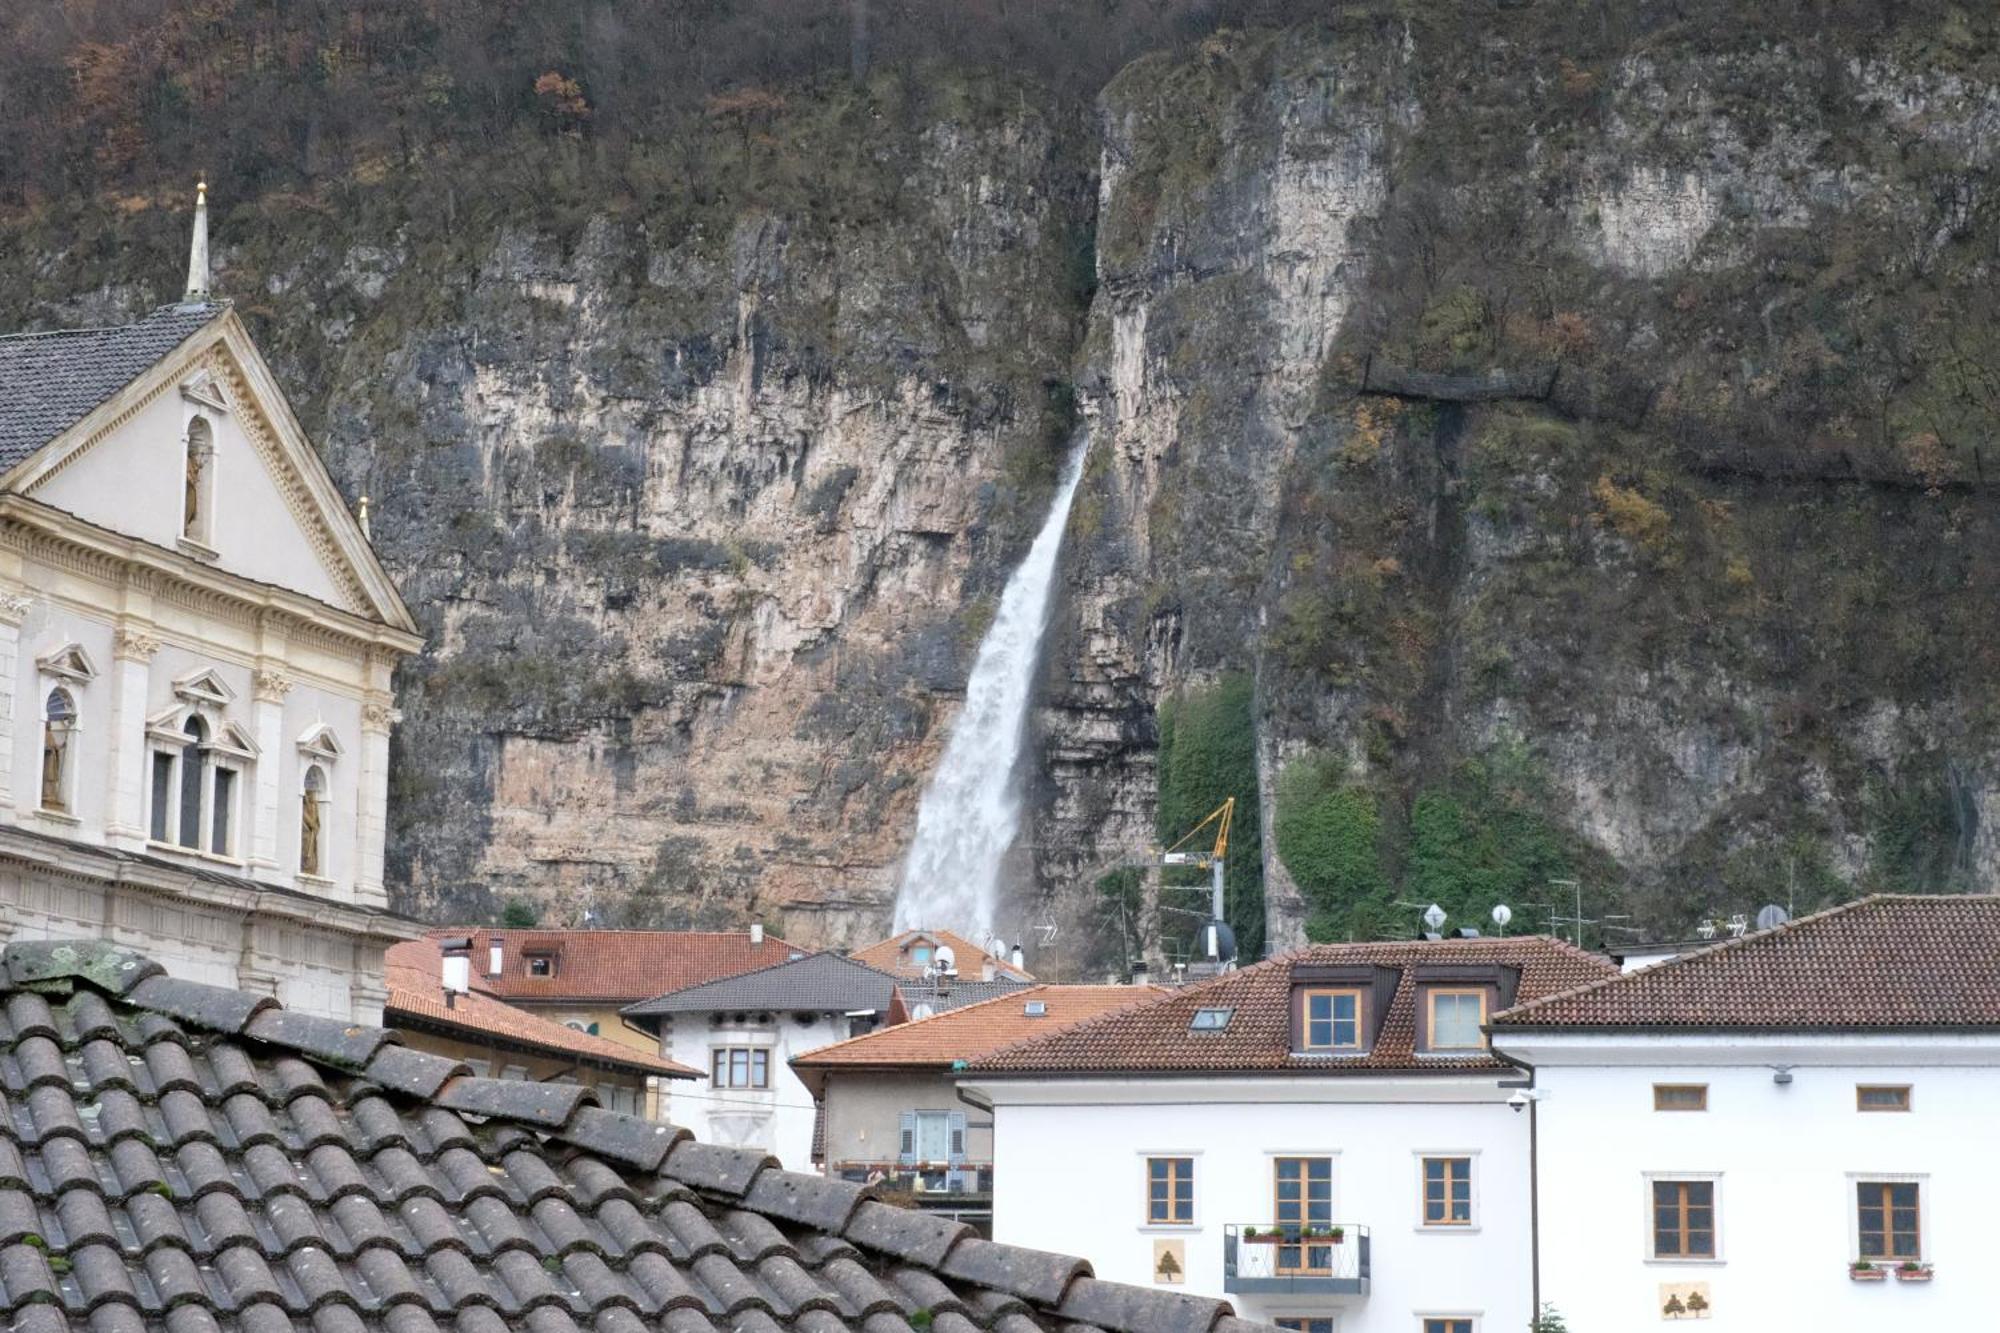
[1274,757,1386,941]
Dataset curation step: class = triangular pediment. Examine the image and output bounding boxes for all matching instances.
[173,668,235,707]
[296,723,343,761]
[3,308,416,635]
[35,642,96,682]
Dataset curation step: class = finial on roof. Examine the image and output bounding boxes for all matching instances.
[184,177,210,303]
[357,495,372,540]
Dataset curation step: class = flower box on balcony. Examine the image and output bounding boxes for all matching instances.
[1894,1264,1933,1282]
[1849,1263,1886,1282]
[1239,1227,1344,1245]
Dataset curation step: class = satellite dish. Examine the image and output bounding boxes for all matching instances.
[1754,904,1791,931]
[1422,903,1448,933]
[1491,904,1513,930]
[933,944,958,976]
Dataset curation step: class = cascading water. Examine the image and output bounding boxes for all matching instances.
[891,442,1091,939]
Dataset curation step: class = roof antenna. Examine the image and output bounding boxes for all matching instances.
[183,177,210,305]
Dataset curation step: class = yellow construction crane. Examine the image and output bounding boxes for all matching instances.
[1160,797,1236,964]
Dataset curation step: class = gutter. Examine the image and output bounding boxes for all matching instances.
[1494,1043,1541,1323]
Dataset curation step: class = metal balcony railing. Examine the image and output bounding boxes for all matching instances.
[1223,1224,1371,1296]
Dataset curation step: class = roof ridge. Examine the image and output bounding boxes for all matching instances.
[1492,895,1893,1025]
[624,946,905,1014]
[795,982,1167,1068]
[0,300,227,343]
[792,983,1058,1064]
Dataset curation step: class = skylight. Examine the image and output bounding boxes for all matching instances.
[1189,1007,1233,1031]
[1024,1000,1049,1017]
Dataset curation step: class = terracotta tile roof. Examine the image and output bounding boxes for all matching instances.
[970,937,1617,1075]
[1494,894,2000,1030]
[0,939,1278,1333]
[385,940,698,1078]
[850,929,1033,981]
[794,985,1164,1093]
[433,927,801,1004]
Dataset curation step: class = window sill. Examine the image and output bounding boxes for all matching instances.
[1645,1258,1726,1267]
[1416,1225,1482,1234]
[296,873,337,890]
[1138,1225,1202,1235]
[176,537,220,563]
[31,808,81,828]
[145,840,244,869]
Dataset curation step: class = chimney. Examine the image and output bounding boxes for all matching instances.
[488,936,504,977]
[750,922,765,946]
[437,936,472,1008]
[1010,945,1026,971]
[981,959,996,982]
[1131,961,1151,987]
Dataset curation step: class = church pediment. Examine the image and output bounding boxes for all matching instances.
[172,668,235,707]
[178,369,231,415]
[35,642,97,683]
[296,723,343,762]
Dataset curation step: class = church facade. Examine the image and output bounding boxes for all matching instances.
[0,186,423,1021]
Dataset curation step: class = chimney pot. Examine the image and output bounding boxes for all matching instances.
[981,959,996,982]
[750,922,765,946]
[442,952,472,997]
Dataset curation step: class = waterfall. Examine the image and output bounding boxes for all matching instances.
[892,443,1090,939]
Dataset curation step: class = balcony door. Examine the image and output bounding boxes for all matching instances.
[1274,1157,1334,1275]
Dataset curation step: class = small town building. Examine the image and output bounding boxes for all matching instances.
[1491,894,2000,1330]
[624,950,907,1170]
[0,936,1273,1333]
[383,937,700,1118]
[794,982,1162,1229]
[449,925,799,1118]
[852,927,1033,983]
[960,937,1616,1333]
[0,186,421,1020]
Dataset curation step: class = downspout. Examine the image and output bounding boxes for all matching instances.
[1496,1047,1541,1325]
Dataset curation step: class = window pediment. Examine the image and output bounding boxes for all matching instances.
[179,370,232,415]
[173,668,236,707]
[296,724,343,762]
[35,643,97,683]
[210,721,258,759]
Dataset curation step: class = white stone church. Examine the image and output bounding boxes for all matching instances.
[0,186,422,1020]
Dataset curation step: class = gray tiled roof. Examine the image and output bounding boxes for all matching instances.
[899,977,1032,1015]
[0,302,225,472]
[0,939,1273,1333]
[623,952,902,1017]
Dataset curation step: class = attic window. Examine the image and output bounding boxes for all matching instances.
[1189,1008,1233,1032]
[1024,1000,1048,1017]
[911,945,933,964]
[526,954,556,978]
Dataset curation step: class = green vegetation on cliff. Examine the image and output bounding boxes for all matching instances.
[1157,675,1266,963]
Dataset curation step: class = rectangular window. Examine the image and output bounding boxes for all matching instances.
[711,1046,770,1089]
[1146,1156,1194,1225]
[177,753,203,848]
[914,1110,952,1161]
[1422,1156,1473,1226]
[1301,988,1362,1051]
[150,753,174,841]
[1273,1157,1334,1274]
[1651,1180,1716,1259]
[1654,1084,1709,1112]
[1423,1321,1474,1333]
[1856,1181,1920,1260]
[1275,1321,1334,1333]
[527,955,555,977]
[210,767,234,854]
[1427,989,1488,1050]
[1857,1085,1911,1113]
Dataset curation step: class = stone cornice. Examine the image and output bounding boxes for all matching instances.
[0,495,423,659]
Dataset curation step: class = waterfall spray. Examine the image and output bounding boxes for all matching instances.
[892,443,1090,939]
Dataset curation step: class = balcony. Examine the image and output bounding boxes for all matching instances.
[1223,1224,1371,1297]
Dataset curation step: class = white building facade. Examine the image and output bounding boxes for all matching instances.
[0,190,422,1019]
[961,938,1618,1333]
[1492,895,2000,1331]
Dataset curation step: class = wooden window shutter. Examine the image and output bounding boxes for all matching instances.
[948,1110,967,1164]
[898,1111,917,1166]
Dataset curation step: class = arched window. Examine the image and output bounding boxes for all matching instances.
[40,689,75,812]
[178,717,207,848]
[183,417,214,544]
[300,765,326,877]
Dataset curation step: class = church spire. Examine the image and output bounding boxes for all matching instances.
[183,178,210,304]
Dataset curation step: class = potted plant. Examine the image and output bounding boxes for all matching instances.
[1850,1260,1885,1281]
[1239,1228,1280,1244]
[1894,1261,1933,1282]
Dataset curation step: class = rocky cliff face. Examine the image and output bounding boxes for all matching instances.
[7,7,2000,962]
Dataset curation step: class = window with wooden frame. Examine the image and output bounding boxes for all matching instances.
[1146,1156,1194,1225]
[1651,1180,1716,1259]
[1856,1085,1912,1113]
[1425,989,1488,1050]
[710,1046,770,1089]
[1275,1320,1333,1333]
[1421,1156,1473,1226]
[1653,1084,1709,1112]
[1300,988,1363,1052]
[1856,1181,1921,1260]
[526,954,556,978]
[1272,1157,1334,1273]
[1423,1321,1475,1333]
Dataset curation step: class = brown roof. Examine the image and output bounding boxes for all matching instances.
[434,927,800,1003]
[850,928,1033,981]
[386,940,700,1078]
[970,937,1617,1075]
[1494,894,2000,1030]
[793,984,1162,1094]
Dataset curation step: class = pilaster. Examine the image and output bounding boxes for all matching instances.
[104,624,160,848]
[250,665,291,876]
[356,695,396,910]
[0,590,33,819]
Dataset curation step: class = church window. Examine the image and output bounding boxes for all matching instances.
[183,417,215,545]
[300,765,327,877]
[178,718,207,847]
[40,689,76,812]
[149,713,243,858]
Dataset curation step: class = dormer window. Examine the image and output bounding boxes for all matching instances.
[1301,988,1363,1051]
[911,944,933,965]
[1426,988,1490,1051]
[526,953,556,978]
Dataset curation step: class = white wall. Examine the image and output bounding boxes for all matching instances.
[1510,1036,1997,1331]
[975,1077,1533,1333]
[658,1009,858,1170]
